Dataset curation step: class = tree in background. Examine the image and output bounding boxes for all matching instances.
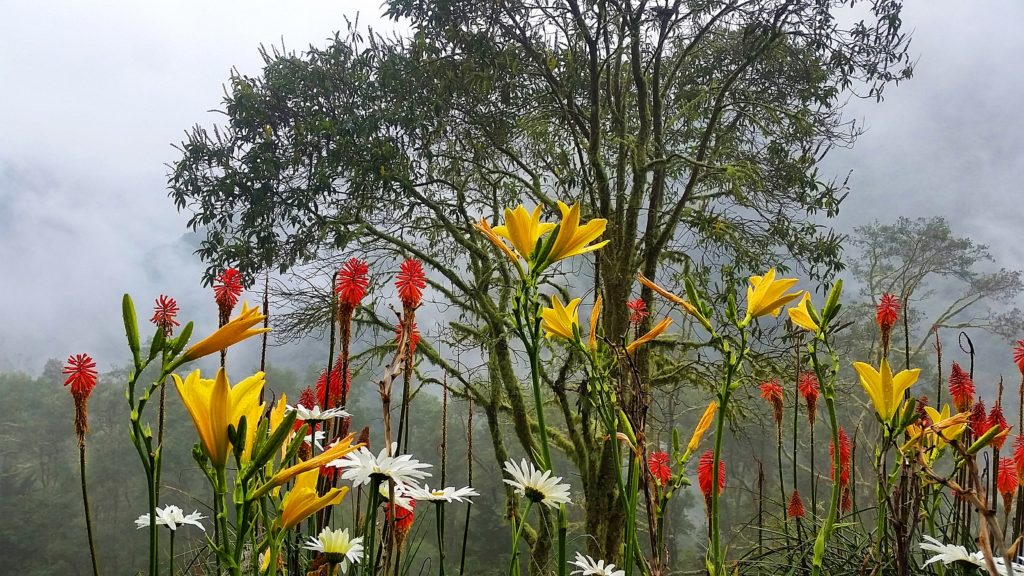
[846,216,1024,368]
[169,0,912,562]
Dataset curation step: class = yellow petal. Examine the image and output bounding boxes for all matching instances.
[686,400,718,457]
[852,361,889,420]
[183,302,270,361]
[588,295,602,351]
[626,317,672,354]
[208,368,232,467]
[787,292,818,332]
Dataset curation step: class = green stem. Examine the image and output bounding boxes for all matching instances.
[708,330,746,576]
[458,503,472,576]
[507,501,532,576]
[79,442,101,576]
[809,338,842,576]
[169,530,175,576]
[435,502,447,576]
[363,479,381,576]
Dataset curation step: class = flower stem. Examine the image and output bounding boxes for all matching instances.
[169,530,175,576]
[435,502,447,576]
[708,330,746,576]
[363,479,381,576]
[809,338,841,576]
[79,441,101,576]
[507,501,532,576]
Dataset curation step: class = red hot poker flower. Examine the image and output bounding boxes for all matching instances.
[1014,340,1024,376]
[989,403,1010,449]
[214,268,244,314]
[1014,435,1024,475]
[387,499,417,548]
[970,399,989,437]
[697,450,725,503]
[999,457,1019,497]
[64,353,98,399]
[395,259,427,308]
[759,378,784,426]
[63,353,98,444]
[150,295,180,334]
[830,427,852,487]
[948,362,975,412]
[337,258,370,309]
[627,298,649,326]
[647,451,672,486]
[316,356,351,409]
[876,293,901,332]
[840,487,853,513]
[798,372,820,425]
[395,322,421,355]
[787,490,806,519]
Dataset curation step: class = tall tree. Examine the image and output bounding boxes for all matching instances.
[169,1,912,565]
[847,216,1024,366]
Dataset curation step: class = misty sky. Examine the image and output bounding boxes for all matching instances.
[1,1,1022,379]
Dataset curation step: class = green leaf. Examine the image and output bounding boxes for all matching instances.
[123,294,141,368]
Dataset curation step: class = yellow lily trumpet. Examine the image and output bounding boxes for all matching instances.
[491,204,555,261]
[925,405,968,446]
[787,292,819,333]
[475,217,524,267]
[545,201,608,264]
[626,317,673,354]
[745,269,801,321]
[264,433,360,490]
[685,400,718,459]
[852,359,920,422]
[182,302,270,362]
[588,295,602,351]
[173,367,265,467]
[541,295,581,341]
[277,469,348,530]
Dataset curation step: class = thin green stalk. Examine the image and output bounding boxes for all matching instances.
[169,529,175,576]
[435,502,447,576]
[507,501,533,576]
[708,328,746,576]
[79,442,101,576]
[810,337,842,576]
[363,478,381,576]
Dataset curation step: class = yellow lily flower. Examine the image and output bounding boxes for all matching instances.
[475,217,523,266]
[745,269,801,320]
[264,433,360,490]
[626,317,673,354]
[636,273,711,330]
[268,393,288,438]
[787,292,819,333]
[925,405,968,446]
[491,205,555,261]
[277,469,348,531]
[541,296,581,340]
[852,359,920,422]
[182,302,270,361]
[588,295,602,351]
[685,400,718,458]
[545,201,609,263]
[173,368,265,467]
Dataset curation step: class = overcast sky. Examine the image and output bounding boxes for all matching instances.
[1,1,1022,380]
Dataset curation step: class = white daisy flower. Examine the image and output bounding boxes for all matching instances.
[570,552,625,576]
[919,535,983,568]
[328,442,432,489]
[502,458,571,508]
[304,430,327,451]
[288,404,350,422]
[134,505,206,532]
[303,527,363,570]
[379,482,416,510]
[407,484,479,503]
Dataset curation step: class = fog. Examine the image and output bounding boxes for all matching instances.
[1,0,1022,378]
